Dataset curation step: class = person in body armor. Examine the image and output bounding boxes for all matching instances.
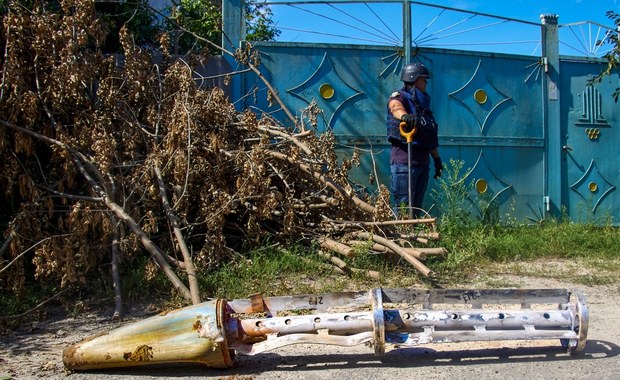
[386,62,443,218]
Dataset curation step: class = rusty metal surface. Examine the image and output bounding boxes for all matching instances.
[227,290,370,314]
[565,289,589,354]
[64,288,589,372]
[371,288,386,355]
[63,299,233,371]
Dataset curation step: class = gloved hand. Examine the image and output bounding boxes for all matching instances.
[433,156,443,178]
[400,114,417,132]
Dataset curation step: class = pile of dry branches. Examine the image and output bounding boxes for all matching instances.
[0,1,444,313]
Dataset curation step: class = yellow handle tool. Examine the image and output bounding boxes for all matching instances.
[399,121,417,143]
[399,121,417,219]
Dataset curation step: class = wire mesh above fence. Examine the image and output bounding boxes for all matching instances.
[247,0,617,58]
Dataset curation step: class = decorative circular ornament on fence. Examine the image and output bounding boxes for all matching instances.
[475,179,488,193]
[319,83,335,99]
[589,182,598,193]
[585,128,600,140]
[474,89,488,104]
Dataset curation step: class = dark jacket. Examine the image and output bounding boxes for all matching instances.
[386,87,439,165]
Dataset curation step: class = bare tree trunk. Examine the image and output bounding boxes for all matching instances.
[111,222,123,320]
[154,163,201,305]
[0,224,19,262]
[103,198,192,300]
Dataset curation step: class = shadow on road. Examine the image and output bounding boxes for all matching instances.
[73,339,619,378]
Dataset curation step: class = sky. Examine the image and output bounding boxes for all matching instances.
[267,0,620,56]
[429,0,619,26]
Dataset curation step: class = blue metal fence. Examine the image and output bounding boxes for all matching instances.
[222,0,620,224]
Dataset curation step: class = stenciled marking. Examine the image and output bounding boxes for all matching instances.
[308,296,324,305]
[460,291,481,303]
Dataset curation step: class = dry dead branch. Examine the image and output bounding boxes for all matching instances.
[0,1,446,304]
[352,232,434,278]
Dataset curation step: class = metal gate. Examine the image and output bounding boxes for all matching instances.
[222,0,620,225]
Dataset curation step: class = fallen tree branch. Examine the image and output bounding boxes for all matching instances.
[352,232,434,278]
[324,217,436,228]
[102,197,192,300]
[392,231,441,244]
[257,125,313,156]
[70,152,192,300]
[0,119,193,300]
[357,218,436,226]
[0,235,60,275]
[317,250,380,279]
[266,150,376,214]
[417,247,449,256]
[154,162,201,304]
[317,250,349,271]
[300,255,344,275]
[344,240,431,260]
[317,236,355,258]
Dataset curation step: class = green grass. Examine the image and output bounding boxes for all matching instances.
[424,159,620,285]
[198,244,351,299]
[2,214,619,319]
[0,283,61,319]
[432,221,620,284]
[192,219,620,297]
[455,223,619,261]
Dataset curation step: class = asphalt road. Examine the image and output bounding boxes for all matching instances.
[1,278,618,380]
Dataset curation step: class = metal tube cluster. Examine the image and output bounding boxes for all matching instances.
[63,288,588,371]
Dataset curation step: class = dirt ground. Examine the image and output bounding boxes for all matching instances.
[1,272,619,380]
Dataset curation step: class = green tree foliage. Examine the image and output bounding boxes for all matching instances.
[95,0,159,53]
[245,1,280,42]
[169,0,223,53]
[0,0,281,54]
[169,0,280,54]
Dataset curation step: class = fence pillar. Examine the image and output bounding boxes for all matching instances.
[403,0,411,62]
[541,14,562,219]
[222,0,245,106]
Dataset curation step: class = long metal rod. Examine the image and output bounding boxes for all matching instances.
[328,3,400,42]
[288,4,400,43]
[407,142,413,218]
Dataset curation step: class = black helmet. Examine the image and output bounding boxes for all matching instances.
[400,63,431,83]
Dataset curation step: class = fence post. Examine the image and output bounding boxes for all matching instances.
[403,0,411,62]
[541,14,562,219]
[222,0,245,106]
